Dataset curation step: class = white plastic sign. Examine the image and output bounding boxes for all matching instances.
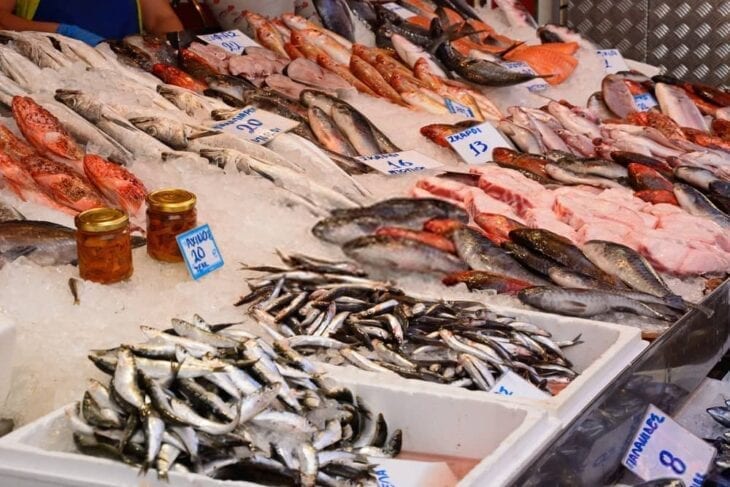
[355,150,442,175]
[597,49,630,74]
[382,2,417,19]
[197,29,258,55]
[622,404,714,487]
[491,371,550,400]
[370,457,458,487]
[501,61,549,92]
[444,98,475,118]
[446,122,513,165]
[634,92,659,111]
[176,224,224,280]
[212,106,299,145]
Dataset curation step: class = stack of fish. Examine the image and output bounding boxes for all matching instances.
[0,96,146,216]
[241,249,581,394]
[74,316,401,485]
[311,197,703,336]
[704,401,730,483]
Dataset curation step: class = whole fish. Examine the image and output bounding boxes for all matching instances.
[157,85,228,120]
[451,227,547,285]
[509,228,619,286]
[518,287,670,320]
[0,220,77,267]
[436,41,542,86]
[330,102,381,156]
[314,0,356,43]
[674,183,730,228]
[308,106,359,157]
[673,165,720,191]
[343,234,467,273]
[128,116,193,151]
[12,96,84,164]
[655,83,708,132]
[83,155,148,216]
[581,240,685,309]
[555,156,628,179]
[350,55,405,105]
[545,163,624,189]
[601,75,636,118]
[442,270,532,293]
[152,64,207,93]
[22,155,104,213]
[628,163,673,191]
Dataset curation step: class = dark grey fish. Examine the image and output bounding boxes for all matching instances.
[452,227,547,285]
[518,287,670,320]
[342,235,466,274]
[314,0,356,43]
[673,165,717,191]
[433,0,482,20]
[502,241,559,277]
[556,156,628,179]
[331,102,381,157]
[436,41,542,86]
[347,0,378,28]
[674,183,730,228]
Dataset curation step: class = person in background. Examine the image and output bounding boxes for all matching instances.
[0,0,184,45]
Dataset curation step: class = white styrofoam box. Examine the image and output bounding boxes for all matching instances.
[0,377,558,487]
[323,305,647,424]
[0,317,16,407]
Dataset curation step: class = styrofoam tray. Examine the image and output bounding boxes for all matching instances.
[0,376,559,487]
[321,305,647,424]
[0,317,16,408]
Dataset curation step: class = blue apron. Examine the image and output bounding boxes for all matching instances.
[32,0,142,40]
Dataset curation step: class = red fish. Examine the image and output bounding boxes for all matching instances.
[442,270,532,293]
[683,128,730,152]
[0,152,74,214]
[420,124,460,148]
[0,124,36,160]
[713,119,730,141]
[473,213,526,245]
[11,96,84,164]
[83,154,147,215]
[628,163,673,191]
[23,154,104,213]
[152,64,207,93]
[350,55,406,105]
[610,151,674,178]
[635,189,678,206]
[375,227,456,254]
[423,218,464,236]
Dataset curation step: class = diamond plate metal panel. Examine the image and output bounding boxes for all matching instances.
[567,0,729,87]
[567,0,649,63]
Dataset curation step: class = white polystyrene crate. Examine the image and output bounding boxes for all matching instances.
[0,378,557,487]
[0,317,16,407]
[322,305,647,424]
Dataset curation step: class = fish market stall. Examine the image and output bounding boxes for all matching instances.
[0,0,728,485]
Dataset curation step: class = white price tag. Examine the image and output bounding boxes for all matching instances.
[597,49,630,74]
[197,29,258,55]
[176,224,224,281]
[622,405,714,487]
[500,61,549,92]
[382,2,416,19]
[446,122,513,165]
[212,106,299,145]
[634,92,659,111]
[355,150,442,175]
[444,98,475,118]
[491,371,550,400]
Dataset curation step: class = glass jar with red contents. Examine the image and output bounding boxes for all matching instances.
[146,189,197,263]
[75,208,133,284]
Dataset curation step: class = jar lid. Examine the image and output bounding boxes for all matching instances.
[75,208,129,233]
[146,188,197,213]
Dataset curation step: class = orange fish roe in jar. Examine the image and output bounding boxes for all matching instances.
[146,189,197,263]
[75,208,133,284]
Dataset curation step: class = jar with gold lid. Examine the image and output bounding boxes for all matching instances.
[146,188,197,263]
[75,208,133,284]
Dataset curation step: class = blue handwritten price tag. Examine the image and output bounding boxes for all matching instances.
[382,2,416,19]
[212,106,299,145]
[444,98,474,118]
[634,92,659,112]
[197,29,259,55]
[176,224,224,281]
[491,371,550,399]
[355,150,442,175]
[446,122,513,165]
[622,405,714,487]
[500,61,549,92]
[597,49,630,74]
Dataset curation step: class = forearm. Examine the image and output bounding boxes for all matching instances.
[145,14,183,34]
[0,11,58,32]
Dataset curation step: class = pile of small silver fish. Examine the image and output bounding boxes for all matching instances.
[72,316,401,485]
[706,401,730,481]
[240,250,581,395]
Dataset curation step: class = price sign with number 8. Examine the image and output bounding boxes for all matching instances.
[660,450,686,475]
